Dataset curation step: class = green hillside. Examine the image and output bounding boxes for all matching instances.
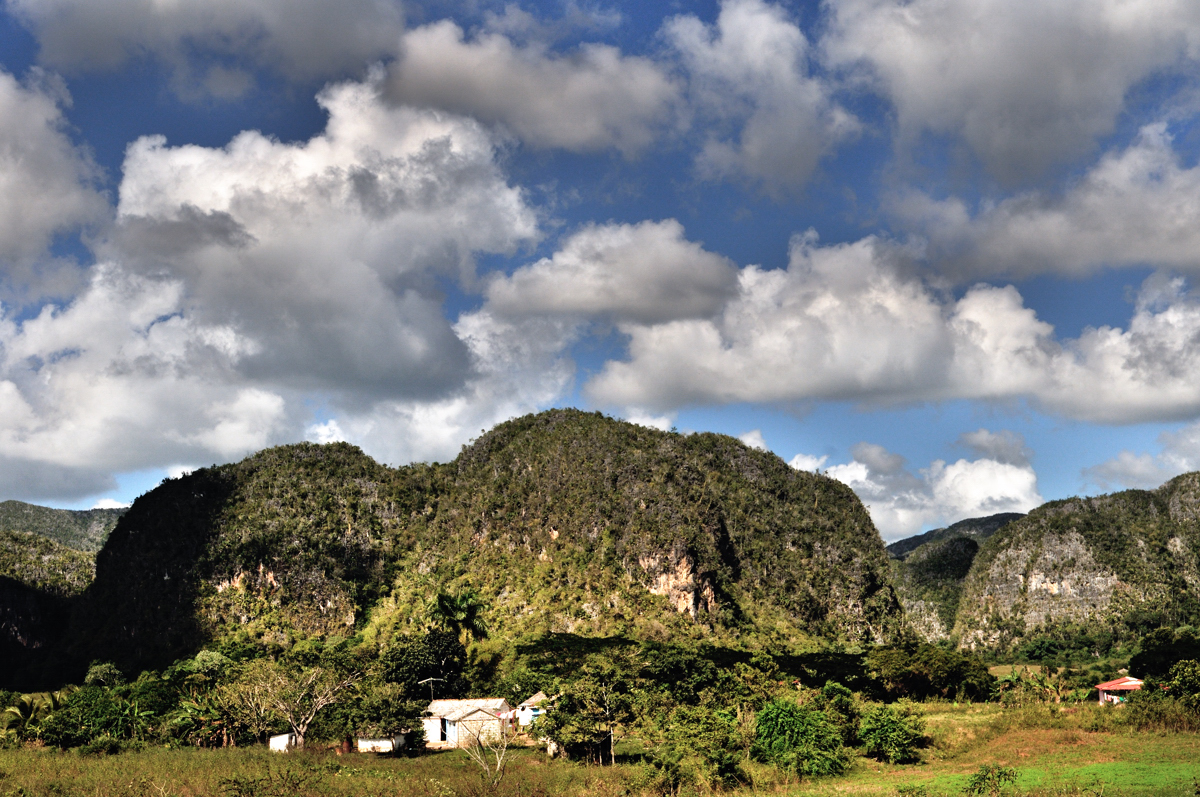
[0,531,92,676]
[953,473,1200,652]
[886,512,1022,560]
[59,409,902,675]
[0,530,94,597]
[0,500,124,552]
[886,512,1023,641]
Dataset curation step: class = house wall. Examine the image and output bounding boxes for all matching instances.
[455,716,502,746]
[357,736,403,753]
[422,717,444,744]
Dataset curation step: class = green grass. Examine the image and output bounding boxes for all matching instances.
[2,705,1198,796]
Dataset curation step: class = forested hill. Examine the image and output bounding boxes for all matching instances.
[886,512,1023,560]
[54,409,902,678]
[0,501,124,552]
[952,473,1200,652]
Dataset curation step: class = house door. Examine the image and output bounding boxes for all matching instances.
[440,718,448,742]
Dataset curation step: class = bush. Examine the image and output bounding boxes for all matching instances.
[812,681,860,746]
[859,703,925,764]
[751,700,848,778]
[78,735,123,756]
[963,764,1017,797]
[1124,687,1200,732]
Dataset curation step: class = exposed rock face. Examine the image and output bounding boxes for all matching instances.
[955,531,1123,649]
[951,476,1200,651]
[639,548,719,618]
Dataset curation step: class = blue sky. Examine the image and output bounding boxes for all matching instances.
[3,0,1200,540]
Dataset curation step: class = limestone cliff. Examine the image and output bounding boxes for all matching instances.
[953,475,1200,651]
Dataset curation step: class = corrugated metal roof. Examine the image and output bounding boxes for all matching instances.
[1096,676,1143,691]
[518,691,548,708]
[427,698,511,722]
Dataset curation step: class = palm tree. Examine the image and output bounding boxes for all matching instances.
[428,587,488,643]
[1,694,44,740]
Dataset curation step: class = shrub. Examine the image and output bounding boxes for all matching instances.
[963,764,1018,797]
[1124,687,1200,732]
[751,700,848,778]
[859,703,926,764]
[812,681,860,746]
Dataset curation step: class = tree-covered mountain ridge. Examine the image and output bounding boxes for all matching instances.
[884,475,1200,653]
[0,501,124,553]
[47,409,903,677]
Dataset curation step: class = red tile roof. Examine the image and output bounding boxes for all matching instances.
[1096,676,1143,691]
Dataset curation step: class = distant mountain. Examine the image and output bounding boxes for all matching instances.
[0,531,93,674]
[953,475,1200,651]
[886,513,1024,641]
[0,500,125,553]
[32,409,905,679]
[886,513,1024,560]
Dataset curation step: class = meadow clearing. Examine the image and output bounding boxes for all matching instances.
[0,703,1197,797]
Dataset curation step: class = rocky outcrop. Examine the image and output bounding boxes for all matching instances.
[951,476,1200,652]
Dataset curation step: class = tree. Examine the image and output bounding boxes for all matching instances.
[242,660,359,749]
[751,700,848,779]
[428,587,488,643]
[460,715,514,795]
[535,660,635,765]
[380,629,467,701]
[1,694,45,741]
[218,662,282,744]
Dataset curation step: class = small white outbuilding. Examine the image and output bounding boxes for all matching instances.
[268,733,297,753]
[356,734,406,754]
[517,691,551,727]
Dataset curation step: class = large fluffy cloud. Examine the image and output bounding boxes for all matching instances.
[0,68,106,295]
[8,0,404,95]
[384,20,680,155]
[0,74,551,498]
[666,0,856,191]
[895,124,1200,278]
[823,0,1200,182]
[819,433,1043,539]
[484,219,737,324]
[586,232,1200,424]
[106,75,538,399]
[0,264,286,500]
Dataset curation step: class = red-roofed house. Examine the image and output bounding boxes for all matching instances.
[1096,676,1143,704]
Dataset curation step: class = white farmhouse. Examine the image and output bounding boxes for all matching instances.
[423,698,513,747]
[517,691,551,727]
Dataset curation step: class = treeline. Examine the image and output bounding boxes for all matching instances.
[1,590,996,793]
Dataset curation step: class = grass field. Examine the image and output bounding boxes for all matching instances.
[1,704,1197,796]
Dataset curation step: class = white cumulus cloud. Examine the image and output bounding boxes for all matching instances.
[385,19,681,155]
[0,68,106,297]
[823,0,1200,182]
[665,0,857,191]
[894,124,1200,278]
[826,439,1043,540]
[586,231,1200,425]
[106,74,539,399]
[485,219,737,325]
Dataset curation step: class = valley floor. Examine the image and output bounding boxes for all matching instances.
[1,704,1197,796]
